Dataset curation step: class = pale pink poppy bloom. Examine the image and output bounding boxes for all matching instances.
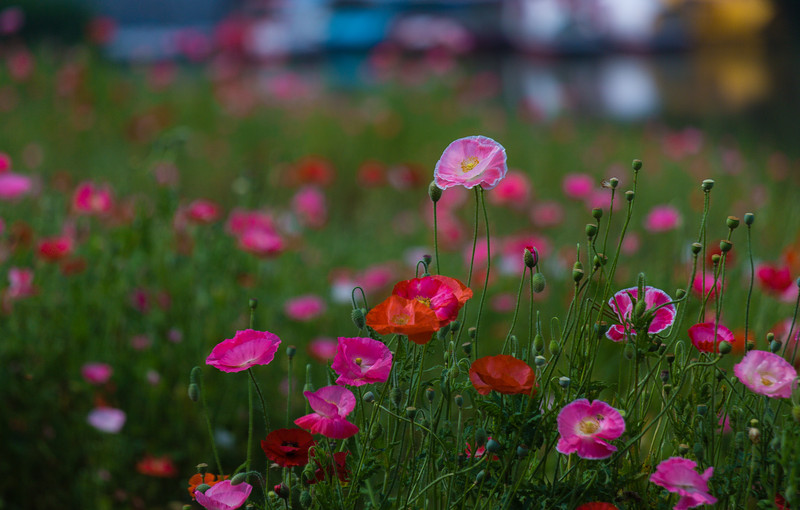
[81,362,113,385]
[130,334,152,351]
[488,170,530,207]
[556,399,625,460]
[530,200,564,228]
[72,181,114,215]
[649,457,716,509]
[285,295,326,322]
[645,205,682,232]
[87,407,126,434]
[356,264,395,294]
[206,329,281,373]
[332,337,393,387]
[734,350,797,399]
[308,337,338,363]
[187,199,220,224]
[463,238,490,271]
[295,386,359,439]
[37,236,74,262]
[606,286,675,342]
[434,136,507,191]
[0,172,32,200]
[662,127,704,160]
[691,274,724,299]
[562,173,594,200]
[226,209,276,236]
[0,152,11,172]
[435,213,466,245]
[622,232,640,255]
[585,188,620,211]
[238,228,283,258]
[688,322,735,353]
[6,267,35,299]
[292,186,327,229]
[195,480,252,510]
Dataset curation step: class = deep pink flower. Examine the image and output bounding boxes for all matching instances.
[331,337,393,387]
[488,170,530,207]
[285,295,326,322]
[308,337,338,363]
[6,267,35,300]
[649,457,716,510]
[691,274,724,299]
[434,136,507,190]
[37,236,74,262]
[562,173,594,200]
[295,386,359,439]
[645,205,682,232]
[606,286,675,342]
[72,181,114,215]
[194,479,252,510]
[82,362,113,385]
[530,200,564,228]
[556,399,625,460]
[465,436,499,461]
[87,407,126,433]
[226,209,283,257]
[206,329,281,373]
[0,152,11,172]
[187,199,221,224]
[0,173,32,200]
[291,186,327,229]
[392,276,461,323]
[688,322,735,353]
[734,350,797,399]
[756,263,797,301]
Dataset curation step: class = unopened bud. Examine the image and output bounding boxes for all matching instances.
[711,254,720,265]
[524,247,538,269]
[363,391,375,403]
[549,340,561,355]
[428,182,443,203]
[190,366,202,386]
[726,216,740,229]
[370,422,383,440]
[275,483,290,499]
[475,428,488,447]
[405,407,418,420]
[676,288,686,299]
[770,340,782,353]
[475,470,486,483]
[351,308,366,329]
[532,272,546,293]
[625,190,634,202]
[486,439,501,453]
[592,208,603,220]
[767,332,775,342]
[196,484,211,494]
[744,212,755,225]
[533,333,544,353]
[594,322,609,337]
[231,472,248,486]
[450,320,461,333]
[455,394,463,408]
[701,179,714,191]
[249,298,258,310]
[624,342,635,360]
[719,240,733,253]
[188,383,200,402]
[462,342,472,355]
[468,328,477,339]
[286,345,297,359]
[718,341,732,355]
[632,159,642,171]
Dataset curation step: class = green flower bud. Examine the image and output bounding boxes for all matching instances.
[249,298,258,310]
[676,288,686,299]
[486,439,501,453]
[190,366,202,386]
[592,208,603,220]
[462,342,472,355]
[532,272,546,293]
[390,387,404,408]
[767,332,775,342]
[196,484,211,494]
[524,247,538,269]
[533,333,544,353]
[744,212,754,225]
[475,470,486,483]
[370,422,383,440]
[428,181,443,203]
[632,159,643,171]
[351,308,366,329]
[718,341,732,355]
[726,216,740,229]
[701,179,714,191]
[475,428,488,447]
[286,345,297,359]
[691,242,703,255]
[188,383,200,402]
[454,394,463,408]
[300,490,313,509]
[363,391,375,403]
[449,320,461,333]
[549,340,561,355]
[770,340,782,353]
[558,376,571,388]
[624,342,635,360]
[231,472,248,486]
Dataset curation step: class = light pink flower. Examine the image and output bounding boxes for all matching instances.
[488,170,530,207]
[645,205,682,232]
[72,181,114,215]
[87,407,126,434]
[734,350,797,399]
[556,399,625,459]
[688,322,734,353]
[332,337,393,387]
[434,135,507,190]
[226,209,283,258]
[562,173,594,200]
[195,479,252,510]
[585,188,620,211]
[206,329,281,373]
[649,457,716,510]
[530,200,564,228]
[187,199,220,224]
[285,295,326,322]
[691,273,724,299]
[295,386,359,439]
[82,362,113,385]
[308,337,338,363]
[130,334,152,351]
[606,286,676,342]
[0,173,32,200]
[291,186,327,229]
[6,267,35,300]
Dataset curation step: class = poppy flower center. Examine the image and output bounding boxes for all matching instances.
[760,374,775,386]
[460,156,479,173]
[355,357,363,365]
[415,296,432,307]
[578,418,600,435]
[391,314,410,325]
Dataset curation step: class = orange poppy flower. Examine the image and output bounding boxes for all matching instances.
[187,473,229,499]
[366,295,441,344]
[469,355,536,396]
[576,504,619,510]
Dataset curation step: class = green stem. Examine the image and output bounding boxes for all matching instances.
[473,186,492,357]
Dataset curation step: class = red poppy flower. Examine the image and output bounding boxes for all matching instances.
[366,294,441,344]
[309,451,350,484]
[576,504,619,510]
[187,473,228,499]
[136,454,177,477]
[261,428,316,467]
[469,355,536,396]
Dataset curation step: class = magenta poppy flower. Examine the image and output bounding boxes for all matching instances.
[284,295,326,322]
[206,329,281,373]
[291,186,327,229]
[87,407,126,434]
[691,274,724,299]
[0,172,32,200]
[331,337,392,387]
[307,337,338,363]
[434,136,507,191]
[757,263,797,302]
[82,362,113,385]
[644,205,681,232]
[562,173,594,200]
[187,199,221,224]
[294,386,359,439]
[688,322,734,353]
[606,286,675,342]
[650,457,716,509]
[194,479,252,510]
[734,350,797,399]
[37,236,74,262]
[556,399,625,460]
[6,267,35,300]
[72,181,114,215]
[488,170,530,206]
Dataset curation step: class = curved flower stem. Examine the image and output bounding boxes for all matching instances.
[248,368,269,435]
[454,188,481,347]
[198,371,224,476]
[473,186,492,357]
[433,201,441,275]
[744,221,755,344]
[502,265,527,354]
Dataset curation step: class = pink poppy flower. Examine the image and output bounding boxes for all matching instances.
[688,322,735,353]
[82,362,113,385]
[291,186,327,229]
[87,407,126,434]
[530,200,564,228]
[72,181,114,215]
[498,235,551,276]
[488,170,530,207]
[562,173,594,200]
[465,436,499,461]
[206,329,281,373]
[434,135,507,191]
[392,275,470,324]
[606,286,676,342]
[691,274,724,299]
[194,480,252,510]
[187,199,220,224]
[6,267,35,300]
[331,337,393,387]
[0,173,32,200]
[734,350,797,399]
[295,386,359,439]
[285,295,326,322]
[556,399,625,460]
[645,205,682,232]
[649,457,716,509]
[226,209,284,258]
[37,236,74,262]
[0,152,11,172]
[756,263,797,302]
[308,337,338,363]
[130,334,152,351]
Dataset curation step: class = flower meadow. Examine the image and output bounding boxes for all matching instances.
[3,42,800,510]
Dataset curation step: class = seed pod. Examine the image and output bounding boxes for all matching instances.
[363,391,375,403]
[449,320,461,333]
[691,242,703,255]
[744,212,755,225]
[718,341,732,355]
[486,439,501,453]
[454,394,464,408]
[592,208,603,220]
[585,224,598,238]
[558,376,570,388]
[286,345,297,359]
[625,190,634,202]
[632,159,643,171]
[770,340,782,353]
[534,355,546,367]
[726,216,740,229]
[701,179,715,191]
[609,177,619,188]
[719,240,733,253]
[697,404,708,416]
[676,288,686,299]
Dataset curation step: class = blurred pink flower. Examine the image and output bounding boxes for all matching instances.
[187,199,221,224]
[556,399,625,459]
[7,49,33,81]
[227,209,283,258]
[72,181,114,215]
[734,350,797,399]
[489,170,530,207]
[530,200,564,228]
[756,263,797,302]
[206,329,281,373]
[650,457,716,509]
[621,232,640,255]
[291,186,327,229]
[130,334,152,351]
[6,267,35,300]
[645,205,681,232]
[37,235,74,262]
[129,289,150,314]
[0,172,32,200]
[491,292,516,313]
[688,322,734,353]
[295,386,359,439]
[87,407,126,434]
[562,173,594,200]
[0,152,11,172]
[662,127,704,160]
[499,235,551,276]
[332,337,393,387]
[0,7,24,35]
[691,274,724,299]
[308,337,338,363]
[434,136,507,191]
[606,286,675,342]
[146,370,161,386]
[195,480,252,510]
[585,188,620,211]
[465,436,499,461]
[168,328,183,344]
[82,362,113,385]
[285,295,326,322]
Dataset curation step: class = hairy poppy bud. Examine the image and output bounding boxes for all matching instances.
[363,391,375,403]
[532,272,546,293]
[190,366,202,386]
[428,181,443,203]
[370,422,383,440]
[231,472,248,486]
[475,428,488,447]
[533,333,544,353]
[718,341,732,355]
[351,308,366,329]
[391,387,403,408]
[196,484,211,494]
[188,383,200,402]
[624,342,635,360]
[524,247,538,269]
[549,340,561,355]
